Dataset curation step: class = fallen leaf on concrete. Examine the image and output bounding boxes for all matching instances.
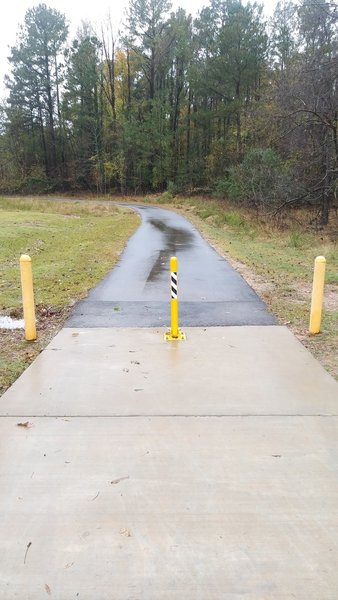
[44,584,51,595]
[272,454,282,458]
[17,421,33,428]
[119,528,131,537]
[134,388,143,392]
[110,476,129,485]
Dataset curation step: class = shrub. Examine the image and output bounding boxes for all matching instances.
[214,176,243,200]
[224,211,246,228]
[214,148,295,209]
[288,231,305,248]
[166,181,177,196]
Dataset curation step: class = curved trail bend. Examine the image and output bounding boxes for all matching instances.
[67,204,276,327]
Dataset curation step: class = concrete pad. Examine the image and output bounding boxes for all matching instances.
[1,415,338,599]
[0,327,336,417]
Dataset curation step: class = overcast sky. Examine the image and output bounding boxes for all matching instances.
[0,0,278,97]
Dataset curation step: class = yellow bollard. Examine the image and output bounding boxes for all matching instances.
[20,255,37,341]
[309,256,326,335]
[164,256,185,341]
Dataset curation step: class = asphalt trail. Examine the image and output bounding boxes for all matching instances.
[66,204,276,327]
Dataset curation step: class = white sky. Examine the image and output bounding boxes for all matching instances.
[0,0,278,97]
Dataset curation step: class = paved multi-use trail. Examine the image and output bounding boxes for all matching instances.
[0,203,337,599]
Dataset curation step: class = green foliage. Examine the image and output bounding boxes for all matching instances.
[288,231,305,248]
[214,176,243,200]
[223,211,246,228]
[0,0,336,223]
[195,207,216,220]
[19,166,50,194]
[166,181,178,196]
[5,4,68,179]
[215,148,294,209]
[63,29,102,190]
[159,191,174,202]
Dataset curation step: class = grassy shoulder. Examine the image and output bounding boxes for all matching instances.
[149,194,338,379]
[1,193,336,391]
[0,197,139,394]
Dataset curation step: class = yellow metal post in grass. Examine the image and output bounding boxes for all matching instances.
[164,256,185,341]
[20,255,37,341]
[309,255,326,335]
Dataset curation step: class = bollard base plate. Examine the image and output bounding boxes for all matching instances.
[164,329,186,341]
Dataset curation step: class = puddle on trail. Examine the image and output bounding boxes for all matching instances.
[147,218,194,281]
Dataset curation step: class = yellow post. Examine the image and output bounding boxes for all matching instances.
[164,256,185,341]
[20,255,37,341]
[309,255,326,335]
[170,256,179,338]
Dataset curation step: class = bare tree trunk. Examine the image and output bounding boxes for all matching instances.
[127,48,132,118]
[235,80,242,158]
[185,88,192,186]
[38,101,49,177]
[43,38,57,176]
[320,133,331,226]
[54,47,65,178]
[101,21,116,128]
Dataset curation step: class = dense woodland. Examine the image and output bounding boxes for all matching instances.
[0,0,337,224]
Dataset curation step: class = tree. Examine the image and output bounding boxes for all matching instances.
[168,9,193,185]
[191,0,267,185]
[126,0,173,101]
[63,24,103,189]
[6,4,68,179]
[270,1,297,73]
[275,0,337,223]
[123,0,175,188]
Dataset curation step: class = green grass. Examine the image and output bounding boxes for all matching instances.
[164,196,338,285]
[0,197,139,308]
[0,197,139,394]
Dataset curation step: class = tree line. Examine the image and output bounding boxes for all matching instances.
[0,0,337,224]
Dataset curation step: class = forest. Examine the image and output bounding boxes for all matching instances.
[0,0,337,224]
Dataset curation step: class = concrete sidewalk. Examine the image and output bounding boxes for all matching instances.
[0,326,337,599]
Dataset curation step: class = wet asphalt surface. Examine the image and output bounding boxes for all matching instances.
[66,204,276,327]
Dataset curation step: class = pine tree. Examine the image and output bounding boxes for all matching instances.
[6,4,68,178]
